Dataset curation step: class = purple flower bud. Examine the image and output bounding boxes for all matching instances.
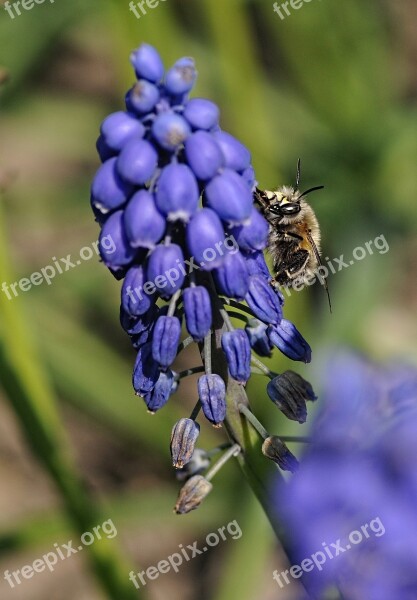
[186,208,225,270]
[183,98,220,130]
[245,275,282,325]
[91,158,134,214]
[241,165,257,190]
[126,80,160,114]
[132,342,160,395]
[183,286,212,341]
[117,139,158,185]
[125,305,159,349]
[245,318,273,357]
[229,208,269,253]
[262,436,299,473]
[96,134,116,162]
[213,251,250,299]
[152,315,181,369]
[152,112,191,151]
[120,304,157,337]
[121,265,155,317]
[174,474,212,514]
[185,131,224,180]
[130,44,164,82]
[268,318,312,363]
[205,169,252,224]
[243,250,272,280]
[171,418,200,468]
[221,329,251,384]
[198,374,226,427]
[144,369,176,413]
[267,371,317,423]
[212,131,251,171]
[147,243,186,297]
[155,163,199,221]
[100,111,144,152]
[99,210,136,271]
[165,57,197,95]
[124,190,166,249]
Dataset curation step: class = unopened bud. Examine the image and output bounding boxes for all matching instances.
[267,371,317,423]
[268,319,311,363]
[197,374,226,427]
[170,418,200,469]
[174,475,213,514]
[262,436,299,473]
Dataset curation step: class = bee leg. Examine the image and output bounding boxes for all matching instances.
[269,278,281,289]
[253,188,269,210]
[274,249,310,286]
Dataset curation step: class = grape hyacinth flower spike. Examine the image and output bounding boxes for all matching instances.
[90,43,316,521]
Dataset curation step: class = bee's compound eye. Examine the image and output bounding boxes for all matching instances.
[268,205,281,215]
[280,203,300,215]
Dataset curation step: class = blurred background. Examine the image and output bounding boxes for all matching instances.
[0,0,416,598]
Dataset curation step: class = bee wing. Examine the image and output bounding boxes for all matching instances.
[306,230,332,313]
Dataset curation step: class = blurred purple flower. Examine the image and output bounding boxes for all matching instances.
[275,352,417,599]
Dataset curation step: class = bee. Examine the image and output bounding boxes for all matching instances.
[254,159,331,311]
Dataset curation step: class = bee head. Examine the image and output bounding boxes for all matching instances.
[267,190,301,217]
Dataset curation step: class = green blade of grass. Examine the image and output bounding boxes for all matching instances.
[0,198,143,600]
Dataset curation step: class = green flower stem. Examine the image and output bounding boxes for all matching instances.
[203,330,212,374]
[205,443,241,481]
[250,354,276,378]
[238,403,268,440]
[189,400,202,421]
[178,366,205,379]
[216,340,313,599]
[167,289,181,316]
[223,299,256,318]
[176,335,194,354]
[202,274,313,599]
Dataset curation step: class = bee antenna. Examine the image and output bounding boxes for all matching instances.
[298,185,324,200]
[324,279,333,314]
[296,158,301,189]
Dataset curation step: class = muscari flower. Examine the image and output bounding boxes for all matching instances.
[170,418,200,469]
[198,374,226,427]
[267,370,317,423]
[276,352,417,600]
[91,43,315,509]
[174,474,213,515]
[245,318,272,357]
[262,436,298,473]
